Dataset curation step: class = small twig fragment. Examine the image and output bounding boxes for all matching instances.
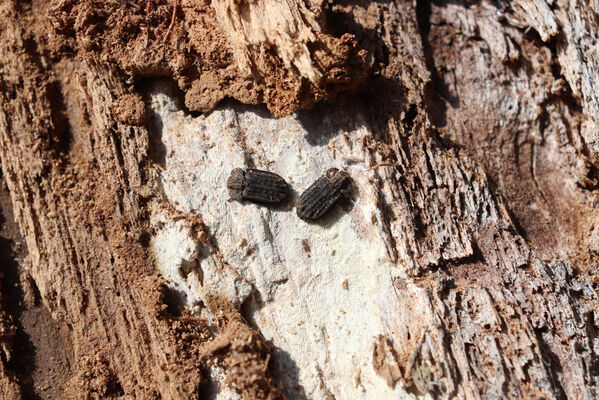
[368,162,399,170]
[164,0,179,42]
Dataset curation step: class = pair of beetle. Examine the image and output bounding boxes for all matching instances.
[227,168,352,221]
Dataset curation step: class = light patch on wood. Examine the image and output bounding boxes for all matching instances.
[147,81,429,399]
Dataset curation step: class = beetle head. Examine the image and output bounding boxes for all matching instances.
[326,168,350,190]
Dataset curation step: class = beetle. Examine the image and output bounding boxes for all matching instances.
[227,168,290,204]
[296,168,352,221]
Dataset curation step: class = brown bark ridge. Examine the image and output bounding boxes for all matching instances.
[0,0,597,399]
[0,1,282,398]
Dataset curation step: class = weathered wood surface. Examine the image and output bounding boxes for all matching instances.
[0,0,597,399]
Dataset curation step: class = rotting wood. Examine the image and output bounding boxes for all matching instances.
[0,0,598,399]
[0,1,282,398]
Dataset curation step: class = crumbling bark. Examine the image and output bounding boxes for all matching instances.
[0,0,597,399]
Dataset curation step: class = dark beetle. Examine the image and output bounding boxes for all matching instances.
[296,168,351,221]
[227,168,289,204]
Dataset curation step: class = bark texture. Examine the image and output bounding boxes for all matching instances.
[0,0,597,399]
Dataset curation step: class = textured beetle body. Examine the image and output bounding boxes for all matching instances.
[227,168,289,204]
[296,168,351,220]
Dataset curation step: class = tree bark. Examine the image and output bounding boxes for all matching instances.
[0,0,597,399]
